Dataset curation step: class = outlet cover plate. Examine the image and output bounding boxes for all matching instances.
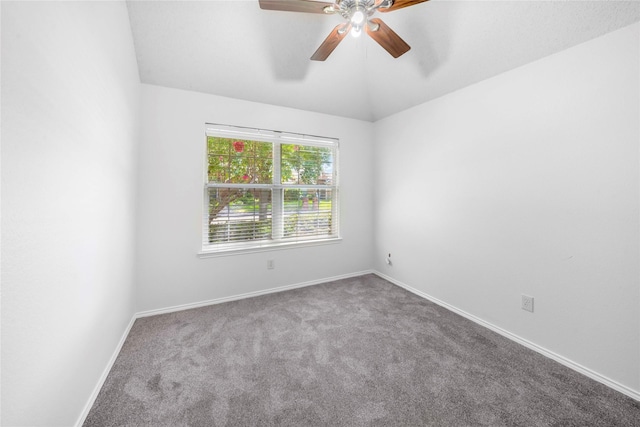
[522,295,534,312]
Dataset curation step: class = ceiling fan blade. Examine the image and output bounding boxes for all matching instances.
[259,0,336,14]
[378,0,429,12]
[311,23,350,61]
[366,18,410,58]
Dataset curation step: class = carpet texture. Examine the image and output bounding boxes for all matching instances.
[84,274,640,426]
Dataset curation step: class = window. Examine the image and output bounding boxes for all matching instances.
[201,124,339,254]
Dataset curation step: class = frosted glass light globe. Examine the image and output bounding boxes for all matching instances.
[351,10,365,25]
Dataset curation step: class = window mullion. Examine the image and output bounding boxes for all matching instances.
[203,126,339,253]
[272,141,283,240]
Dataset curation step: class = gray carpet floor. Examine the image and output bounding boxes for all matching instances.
[84,274,640,426]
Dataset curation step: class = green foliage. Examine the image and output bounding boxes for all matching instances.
[281,144,332,185]
[207,137,332,186]
[209,218,271,243]
[208,137,273,184]
[207,187,272,244]
[283,211,332,238]
[206,137,334,243]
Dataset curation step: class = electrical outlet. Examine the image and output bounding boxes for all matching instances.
[521,295,534,313]
[267,260,275,270]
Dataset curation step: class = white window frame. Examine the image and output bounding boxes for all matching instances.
[199,123,341,257]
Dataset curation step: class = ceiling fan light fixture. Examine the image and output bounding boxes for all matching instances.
[337,23,351,35]
[259,0,427,61]
[351,9,365,24]
[323,5,337,14]
[376,0,394,10]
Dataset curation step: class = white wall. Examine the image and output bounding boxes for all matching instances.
[373,23,640,393]
[1,2,140,425]
[2,3,637,425]
[135,85,374,312]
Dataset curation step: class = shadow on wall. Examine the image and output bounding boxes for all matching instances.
[403,1,456,78]
[257,8,330,80]
[256,0,460,81]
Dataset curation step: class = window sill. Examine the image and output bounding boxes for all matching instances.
[197,237,342,258]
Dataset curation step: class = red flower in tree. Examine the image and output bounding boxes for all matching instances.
[242,174,249,181]
[233,141,245,153]
[293,145,299,151]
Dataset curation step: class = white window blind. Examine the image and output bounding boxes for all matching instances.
[202,123,339,253]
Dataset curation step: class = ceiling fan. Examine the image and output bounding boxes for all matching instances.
[259,0,429,61]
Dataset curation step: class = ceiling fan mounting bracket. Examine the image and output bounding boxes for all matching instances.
[375,0,395,11]
[337,0,376,20]
[337,23,351,35]
[259,0,426,60]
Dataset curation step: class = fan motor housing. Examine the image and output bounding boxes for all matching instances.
[338,0,376,19]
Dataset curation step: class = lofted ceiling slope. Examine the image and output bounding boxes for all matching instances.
[126,0,640,122]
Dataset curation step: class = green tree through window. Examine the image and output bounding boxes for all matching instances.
[203,129,338,252]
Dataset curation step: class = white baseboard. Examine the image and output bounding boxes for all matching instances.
[78,270,373,426]
[373,270,640,402]
[75,315,137,427]
[75,270,374,427]
[136,269,374,318]
[79,268,638,427]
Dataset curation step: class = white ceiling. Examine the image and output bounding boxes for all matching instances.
[126,0,640,122]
